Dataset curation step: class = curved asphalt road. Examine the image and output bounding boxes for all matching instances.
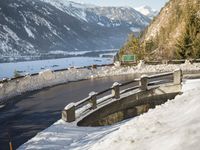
[0,74,172,150]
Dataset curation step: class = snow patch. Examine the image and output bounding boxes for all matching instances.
[97,22,105,26]
[64,25,71,31]
[130,27,141,32]
[24,26,35,39]
[64,103,75,110]
[135,5,158,19]
[41,0,88,22]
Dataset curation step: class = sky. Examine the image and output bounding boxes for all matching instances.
[69,0,169,10]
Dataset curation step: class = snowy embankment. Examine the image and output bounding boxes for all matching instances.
[1,61,200,103]
[19,79,200,150]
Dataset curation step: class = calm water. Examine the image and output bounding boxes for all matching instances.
[0,57,113,79]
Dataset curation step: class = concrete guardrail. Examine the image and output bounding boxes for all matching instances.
[62,69,182,125]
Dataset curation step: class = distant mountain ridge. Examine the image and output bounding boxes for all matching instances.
[135,5,158,19]
[0,0,150,62]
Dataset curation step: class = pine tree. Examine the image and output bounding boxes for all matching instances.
[191,9,200,58]
[175,32,192,59]
[175,5,200,59]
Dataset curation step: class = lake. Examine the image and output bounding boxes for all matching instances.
[0,57,113,79]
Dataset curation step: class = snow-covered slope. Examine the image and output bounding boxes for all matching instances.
[86,7,149,28]
[0,0,150,62]
[135,5,158,19]
[41,0,150,27]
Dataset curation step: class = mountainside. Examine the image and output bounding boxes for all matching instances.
[0,0,150,62]
[142,0,200,59]
[118,0,200,61]
[135,5,158,19]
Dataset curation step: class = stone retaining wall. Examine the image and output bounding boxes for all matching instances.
[0,68,93,104]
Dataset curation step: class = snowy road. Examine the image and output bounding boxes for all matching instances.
[0,74,172,150]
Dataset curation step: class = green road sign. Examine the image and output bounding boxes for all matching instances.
[122,55,136,62]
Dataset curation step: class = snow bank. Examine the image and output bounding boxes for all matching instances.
[1,63,200,103]
[19,79,200,150]
[0,68,92,103]
[88,79,200,150]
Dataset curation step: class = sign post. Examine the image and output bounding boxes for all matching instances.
[122,55,136,64]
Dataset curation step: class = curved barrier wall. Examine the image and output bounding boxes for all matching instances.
[0,68,92,104]
[0,64,115,104]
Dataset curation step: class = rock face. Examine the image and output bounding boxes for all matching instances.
[141,0,200,59]
[0,0,150,62]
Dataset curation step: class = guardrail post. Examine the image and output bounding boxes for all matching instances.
[89,92,97,109]
[173,69,182,84]
[140,75,148,91]
[62,103,75,122]
[92,64,97,69]
[112,82,120,99]
[162,60,168,64]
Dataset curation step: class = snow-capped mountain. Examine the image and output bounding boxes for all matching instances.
[0,0,150,62]
[135,5,158,19]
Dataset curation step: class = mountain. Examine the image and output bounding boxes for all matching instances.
[118,0,200,61]
[0,0,150,62]
[135,5,158,19]
[142,0,200,59]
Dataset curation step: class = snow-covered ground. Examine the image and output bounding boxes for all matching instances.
[19,79,200,150]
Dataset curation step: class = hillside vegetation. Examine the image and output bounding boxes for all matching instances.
[118,0,200,61]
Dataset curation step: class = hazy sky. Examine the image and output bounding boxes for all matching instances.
[70,0,169,10]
